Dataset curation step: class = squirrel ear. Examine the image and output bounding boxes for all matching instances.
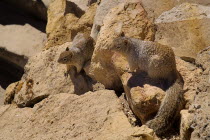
[124,39,128,45]
[66,47,69,51]
[120,32,125,37]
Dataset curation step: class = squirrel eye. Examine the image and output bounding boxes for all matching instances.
[63,58,67,61]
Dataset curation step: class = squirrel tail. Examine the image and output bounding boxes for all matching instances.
[146,71,184,135]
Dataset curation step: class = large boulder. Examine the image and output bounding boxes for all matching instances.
[155,3,210,59]
[88,1,155,90]
[189,47,210,140]
[45,0,97,49]
[0,90,158,140]
[141,0,210,19]
[90,0,125,40]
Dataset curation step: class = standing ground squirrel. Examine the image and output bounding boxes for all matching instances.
[58,33,95,73]
[110,36,184,135]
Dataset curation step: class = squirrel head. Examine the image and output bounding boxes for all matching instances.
[57,51,73,64]
[109,36,131,54]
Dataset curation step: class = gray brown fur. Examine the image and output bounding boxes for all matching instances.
[110,36,184,135]
[58,33,95,73]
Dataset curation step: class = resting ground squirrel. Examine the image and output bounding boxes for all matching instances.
[110,36,184,135]
[58,33,95,73]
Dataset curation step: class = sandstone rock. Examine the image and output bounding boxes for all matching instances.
[90,0,125,40]
[189,47,210,140]
[4,81,23,105]
[88,1,155,90]
[141,0,210,20]
[155,3,210,59]
[12,42,92,107]
[128,125,159,140]
[180,110,193,140]
[0,90,158,140]
[45,0,97,49]
[0,21,46,58]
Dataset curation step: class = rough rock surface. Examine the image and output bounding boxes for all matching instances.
[45,0,97,49]
[12,43,93,107]
[0,90,158,140]
[155,3,210,59]
[189,47,210,140]
[141,0,210,20]
[89,1,155,90]
[90,0,125,40]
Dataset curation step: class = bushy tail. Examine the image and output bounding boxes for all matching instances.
[146,72,184,135]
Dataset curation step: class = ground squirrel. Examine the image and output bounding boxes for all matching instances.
[110,36,184,135]
[58,33,95,73]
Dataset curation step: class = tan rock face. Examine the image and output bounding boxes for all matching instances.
[12,43,93,107]
[180,110,193,140]
[155,3,210,59]
[45,0,97,49]
[88,1,155,90]
[141,0,210,19]
[0,90,158,140]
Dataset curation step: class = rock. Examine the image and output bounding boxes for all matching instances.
[155,3,210,59]
[2,0,47,21]
[12,42,93,107]
[0,90,158,140]
[90,0,125,40]
[45,0,97,49]
[128,125,159,140]
[189,47,210,140]
[88,1,155,90]
[180,110,193,140]
[4,81,23,105]
[141,0,210,20]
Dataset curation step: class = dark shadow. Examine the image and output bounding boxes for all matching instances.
[127,72,168,91]
[65,1,85,18]
[0,47,28,89]
[67,66,93,95]
[0,1,46,33]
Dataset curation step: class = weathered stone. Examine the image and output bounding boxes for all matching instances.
[0,19,46,58]
[88,1,155,90]
[141,0,210,20]
[0,90,158,140]
[45,0,97,49]
[4,81,23,105]
[189,47,210,140]
[180,110,193,140]
[90,0,125,40]
[155,3,210,59]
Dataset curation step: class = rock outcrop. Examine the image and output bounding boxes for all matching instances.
[0,90,158,140]
[155,3,210,59]
[45,0,97,49]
